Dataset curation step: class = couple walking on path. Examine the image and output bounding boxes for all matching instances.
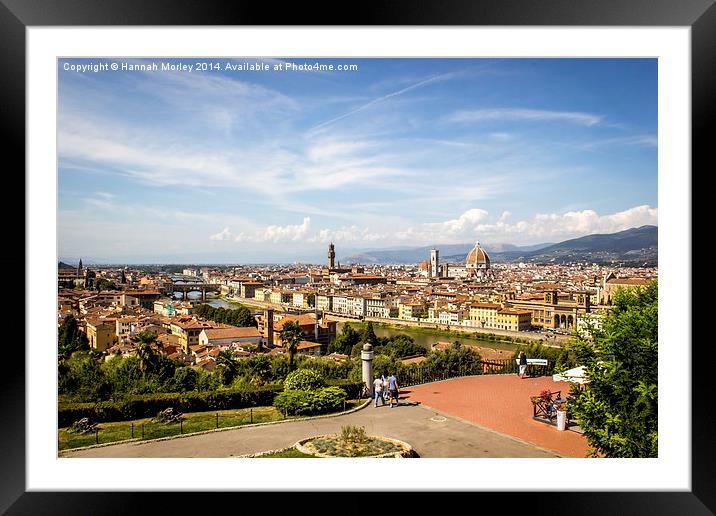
[373,374,400,408]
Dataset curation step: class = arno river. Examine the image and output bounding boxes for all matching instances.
[335,322,522,354]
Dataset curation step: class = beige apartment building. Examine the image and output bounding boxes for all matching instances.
[507,290,590,330]
[85,318,118,352]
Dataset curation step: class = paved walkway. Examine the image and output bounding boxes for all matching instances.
[405,375,590,457]
[61,398,562,459]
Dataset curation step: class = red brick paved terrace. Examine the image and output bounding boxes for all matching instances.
[403,374,590,457]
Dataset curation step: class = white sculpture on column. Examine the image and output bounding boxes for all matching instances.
[361,343,374,396]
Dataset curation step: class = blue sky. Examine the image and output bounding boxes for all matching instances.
[58,58,657,264]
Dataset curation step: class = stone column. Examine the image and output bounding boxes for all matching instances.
[361,343,374,396]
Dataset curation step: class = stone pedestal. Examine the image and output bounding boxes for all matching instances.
[361,343,374,396]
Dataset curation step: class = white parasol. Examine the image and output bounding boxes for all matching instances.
[552,365,588,385]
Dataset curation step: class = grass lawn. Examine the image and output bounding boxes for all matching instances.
[59,401,363,451]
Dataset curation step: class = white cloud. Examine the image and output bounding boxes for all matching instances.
[447,108,602,127]
[235,217,311,243]
[312,205,657,247]
[210,227,233,241]
[471,205,658,243]
[424,208,490,236]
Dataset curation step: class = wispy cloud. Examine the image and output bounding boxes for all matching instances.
[578,135,658,150]
[447,108,602,127]
[308,71,458,134]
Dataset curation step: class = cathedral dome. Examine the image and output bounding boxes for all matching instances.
[418,260,429,270]
[466,242,490,269]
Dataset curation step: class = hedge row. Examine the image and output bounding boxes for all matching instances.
[58,386,282,427]
[58,380,366,427]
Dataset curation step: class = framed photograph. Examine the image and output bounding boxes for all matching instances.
[4,0,708,513]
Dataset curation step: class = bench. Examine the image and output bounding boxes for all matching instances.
[516,358,549,376]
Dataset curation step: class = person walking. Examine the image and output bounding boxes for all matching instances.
[373,376,385,407]
[387,373,400,408]
[382,374,389,400]
[518,351,528,379]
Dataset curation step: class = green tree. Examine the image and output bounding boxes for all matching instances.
[58,314,89,359]
[423,341,482,377]
[194,304,256,327]
[95,278,117,291]
[238,354,272,385]
[328,323,360,355]
[362,322,379,347]
[380,334,425,359]
[134,331,159,375]
[280,320,304,370]
[215,349,239,386]
[569,281,658,458]
[170,366,198,391]
[59,350,111,401]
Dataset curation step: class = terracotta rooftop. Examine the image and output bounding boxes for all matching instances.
[606,278,651,285]
[202,327,262,340]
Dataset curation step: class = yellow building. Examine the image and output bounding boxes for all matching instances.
[496,309,532,331]
[254,288,271,302]
[171,319,213,353]
[85,318,117,352]
[398,301,427,320]
[468,302,502,328]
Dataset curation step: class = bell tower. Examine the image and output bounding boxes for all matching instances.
[327,243,335,269]
[430,248,439,278]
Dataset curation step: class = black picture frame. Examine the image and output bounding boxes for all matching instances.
[2,0,707,514]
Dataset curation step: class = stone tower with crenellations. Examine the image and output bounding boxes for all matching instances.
[328,242,336,268]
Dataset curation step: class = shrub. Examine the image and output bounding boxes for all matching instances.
[283,369,325,391]
[311,386,347,414]
[340,425,367,444]
[273,386,347,416]
[273,390,312,416]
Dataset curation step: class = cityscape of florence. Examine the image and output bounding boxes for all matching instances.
[57,57,658,461]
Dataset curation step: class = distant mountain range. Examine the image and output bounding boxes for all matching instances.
[342,242,553,265]
[341,225,657,265]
